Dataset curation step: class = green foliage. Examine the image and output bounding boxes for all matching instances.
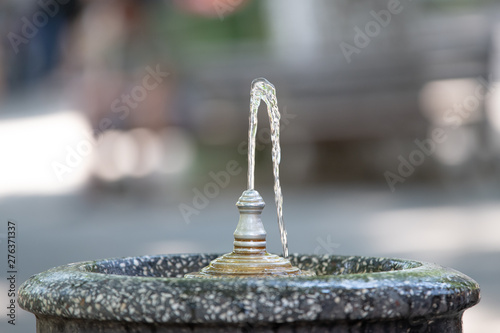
[160,1,265,44]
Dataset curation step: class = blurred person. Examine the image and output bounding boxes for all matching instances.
[62,0,180,190]
[65,0,251,135]
[4,0,82,93]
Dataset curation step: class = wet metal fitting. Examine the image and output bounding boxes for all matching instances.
[185,190,315,278]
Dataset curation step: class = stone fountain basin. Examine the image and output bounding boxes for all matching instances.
[19,254,479,332]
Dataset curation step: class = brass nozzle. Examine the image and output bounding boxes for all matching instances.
[185,190,314,278]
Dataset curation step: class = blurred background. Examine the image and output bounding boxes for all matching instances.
[1,0,499,332]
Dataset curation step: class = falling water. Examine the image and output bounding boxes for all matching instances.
[248,78,288,258]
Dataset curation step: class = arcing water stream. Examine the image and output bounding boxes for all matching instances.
[248,78,288,258]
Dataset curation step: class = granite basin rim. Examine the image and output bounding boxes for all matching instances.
[18,253,480,325]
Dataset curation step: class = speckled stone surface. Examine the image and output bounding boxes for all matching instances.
[19,254,480,332]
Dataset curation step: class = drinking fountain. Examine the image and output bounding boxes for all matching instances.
[19,78,479,333]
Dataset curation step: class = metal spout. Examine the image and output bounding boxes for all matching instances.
[233,190,267,255]
[185,190,314,278]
